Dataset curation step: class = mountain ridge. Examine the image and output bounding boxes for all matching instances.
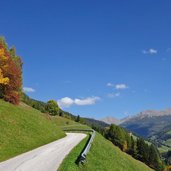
[101,108,171,125]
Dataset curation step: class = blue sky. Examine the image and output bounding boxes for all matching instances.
[1,0,171,119]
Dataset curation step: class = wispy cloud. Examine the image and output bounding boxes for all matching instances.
[23,87,35,93]
[58,96,100,108]
[107,92,120,98]
[115,84,128,90]
[107,83,128,90]
[142,48,158,55]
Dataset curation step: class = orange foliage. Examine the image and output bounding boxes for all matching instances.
[0,40,22,105]
[167,166,171,171]
[123,141,128,152]
[0,68,9,84]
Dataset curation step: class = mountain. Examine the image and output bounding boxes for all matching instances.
[101,116,121,125]
[121,109,171,138]
[119,108,171,162]
[84,117,109,128]
[101,109,171,136]
[127,109,171,119]
[101,115,133,125]
[101,109,171,156]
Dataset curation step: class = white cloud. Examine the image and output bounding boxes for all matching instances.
[108,92,120,98]
[107,83,128,90]
[58,97,74,107]
[58,96,100,108]
[115,84,128,90]
[23,87,35,93]
[75,97,100,106]
[142,48,158,55]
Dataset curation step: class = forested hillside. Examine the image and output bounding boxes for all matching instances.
[103,124,164,171]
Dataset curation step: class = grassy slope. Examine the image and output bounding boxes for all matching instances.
[158,130,171,153]
[163,131,171,147]
[59,133,153,171]
[0,100,66,161]
[51,116,90,130]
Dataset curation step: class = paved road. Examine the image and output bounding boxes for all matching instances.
[0,133,86,171]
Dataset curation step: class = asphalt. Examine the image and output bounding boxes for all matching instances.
[0,133,86,171]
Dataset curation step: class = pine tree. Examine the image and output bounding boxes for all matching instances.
[76,115,80,122]
[148,144,162,170]
[128,136,138,157]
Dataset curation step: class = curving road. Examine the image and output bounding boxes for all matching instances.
[0,133,86,171]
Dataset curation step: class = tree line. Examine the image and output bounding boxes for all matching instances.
[96,124,164,171]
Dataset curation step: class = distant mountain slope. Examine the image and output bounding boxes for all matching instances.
[119,109,171,160]
[84,117,109,128]
[150,124,171,152]
[133,109,171,118]
[101,116,121,125]
[121,109,171,138]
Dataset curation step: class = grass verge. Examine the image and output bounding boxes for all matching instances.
[58,134,90,171]
[59,133,153,171]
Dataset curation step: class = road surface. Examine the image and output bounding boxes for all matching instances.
[0,133,86,171]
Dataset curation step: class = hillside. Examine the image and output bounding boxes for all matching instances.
[59,133,153,171]
[121,109,171,135]
[0,99,156,171]
[119,109,171,163]
[121,115,171,138]
[84,117,109,128]
[150,124,171,153]
[102,109,171,127]
[0,99,67,161]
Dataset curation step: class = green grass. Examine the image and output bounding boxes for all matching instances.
[61,125,91,130]
[158,145,171,153]
[158,138,171,153]
[165,139,171,146]
[58,134,90,171]
[166,131,171,135]
[59,133,153,171]
[0,100,65,161]
[50,115,91,130]
[51,116,80,126]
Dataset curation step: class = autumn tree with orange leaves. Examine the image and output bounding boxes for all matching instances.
[0,37,22,104]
